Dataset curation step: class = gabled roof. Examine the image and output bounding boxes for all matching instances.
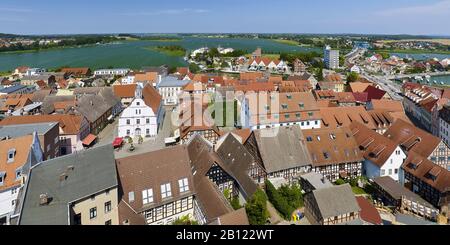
[350,121,398,167]
[142,84,161,113]
[303,127,363,166]
[0,114,84,135]
[373,176,433,207]
[0,135,35,191]
[364,85,387,100]
[309,184,360,219]
[116,145,193,214]
[209,208,249,225]
[216,133,258,198]
[60,67,90,76]
[402,151,450,193]
[370,99,404,112]
[352,92,369,102]
[112,84,136,98]
[320,106,376,130]
[250,125,312,173]
[384,119,441,157]
[355,196,382,225]
[349,82,371,93]
[19,145,118,225]
[335,92,356,103]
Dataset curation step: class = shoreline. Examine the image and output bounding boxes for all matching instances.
[0,42,119,55]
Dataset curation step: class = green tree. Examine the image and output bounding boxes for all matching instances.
[265,180,294,220]
[245,188,269,225]
[189,63,200,73]
[315,68,324,81]
[334,179,346,185]
[231,197,242,210]
[172,215,199,225]
[346,72,359,83]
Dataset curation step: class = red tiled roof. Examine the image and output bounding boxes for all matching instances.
[364,85,386,100]
[356,196,382,225]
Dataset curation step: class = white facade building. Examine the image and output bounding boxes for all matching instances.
[324,45,339,69]
[118,84,158,140]
[157,76,190,105]
[94,68,130,76]
[364,146,406,182]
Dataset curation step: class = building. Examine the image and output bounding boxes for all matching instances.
[385,119,450,170]
[0,134,43,225]
[75,88,122,135]
[0,114,90,155]
[299,172,333,193]
[178,101,220,145]
[372,176,437,219]
[402,152,449,212]
[244,125,312,182]
[302,127,363,182]
[18,145,119,225]
[116,146,196,225]
[215,133,263,193]
[319,106,376,130]
[324,45,339,69]
[240,92,321,130]
[94,68,130,76]
[0,85,35,96]
[304,184,360,225]
[293,59,307,73]
[157,76,190,105]
[0,122,60,160]
[60,67,91,78]
[350,121,407,181]
[438,105,450,155]
[112,84,137,106]
[118,84,159,139]
[355,196,382,225]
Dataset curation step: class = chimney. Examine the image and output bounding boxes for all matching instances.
[39,194,49,205]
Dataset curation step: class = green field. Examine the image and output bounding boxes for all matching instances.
[145,46,186,56]
[272,39,299,46]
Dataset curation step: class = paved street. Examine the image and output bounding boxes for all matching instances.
[114,106,175,158]
[362,73,403,101]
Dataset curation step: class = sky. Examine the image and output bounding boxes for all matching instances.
[1,0,450,35]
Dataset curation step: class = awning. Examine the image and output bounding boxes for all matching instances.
[82,134,97,146]
[112,137,123,148]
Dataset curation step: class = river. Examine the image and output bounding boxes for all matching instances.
[0,37,321,71]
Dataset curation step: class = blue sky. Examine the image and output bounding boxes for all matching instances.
[1,0,450,35]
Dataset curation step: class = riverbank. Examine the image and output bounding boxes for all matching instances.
[0,42,118,55]
[272,39,299,46]
[145,46,186,56]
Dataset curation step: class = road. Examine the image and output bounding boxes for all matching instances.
[361,72,403,101]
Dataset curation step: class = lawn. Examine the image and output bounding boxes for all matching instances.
[352,186,368,195]
[272,39,299,46]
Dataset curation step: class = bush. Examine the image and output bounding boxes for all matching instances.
[334,179,346,185]
[245,188,269,225]
[265,180,295,220]
[231,197,242,210]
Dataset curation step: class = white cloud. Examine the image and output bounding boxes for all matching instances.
[121,8,210,16]
[375,0,450,16]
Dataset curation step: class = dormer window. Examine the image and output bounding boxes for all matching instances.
[15,167,22,180]
[128,191,135,203]
[0,171,5,186]
[136,101,140,106]
[161,183,172,199]
[299,103,304,108]
[178,178,189,193]
[7,149,16,163]
[281,104,288,109]
[286,94,292,100]
[142,188,153,205]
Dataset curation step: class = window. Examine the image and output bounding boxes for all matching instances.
[381,169,385,175]
[146,129,150,135]
[126,129,130,135]
[128,191,135,202]
[179,178,189,193]
[295,113,301,118]
[136,119,140,125]
[323,152,330,159]
[12,199,15,206]
[286,94,292,100]
[126,119,130,125]
[15,168,22,180]
[315,120,318,125]
[161,183,172,199]
[388,169,392,175]
[299,103,304,108]
[104,201,112,213]
[11,188,17,195]
[285,114,290,119]
[142,189,154,205]
[136,101,140,106]
[395,169,398,174]
[281,104,288,109]
[306,136,313,142]
[329,133,336,140]
[54,137,58,144]
[7,149,15,163]
[308,112,313,117]
[105,220,112,225]
[264,105,270,111]
[89,207,97,219]
[146,118,150,124]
